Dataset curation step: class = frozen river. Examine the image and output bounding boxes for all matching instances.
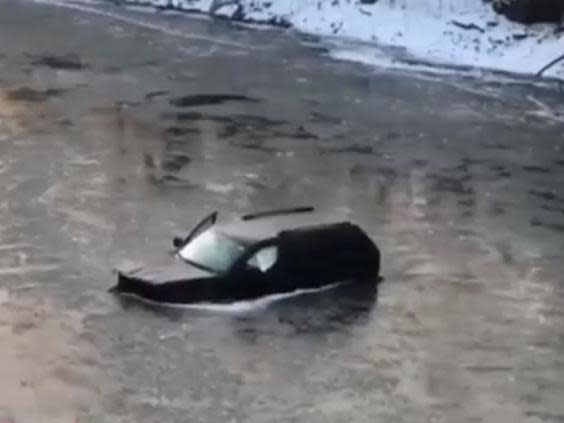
[0,1,563,422]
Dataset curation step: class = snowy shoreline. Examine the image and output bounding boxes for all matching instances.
[55,0,564,80]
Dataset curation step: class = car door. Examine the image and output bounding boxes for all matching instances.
[277,230,327,288]
[280,225,353,288]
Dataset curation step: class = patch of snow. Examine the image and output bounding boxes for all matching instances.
[241,0,564,79]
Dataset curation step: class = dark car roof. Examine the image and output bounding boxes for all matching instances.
[213,209,352,243]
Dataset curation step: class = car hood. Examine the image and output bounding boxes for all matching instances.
[117,258,215,285]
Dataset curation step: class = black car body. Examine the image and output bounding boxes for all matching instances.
[113,207,381,304]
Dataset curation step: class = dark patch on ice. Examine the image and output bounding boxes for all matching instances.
[556,159,564,167]
[458,198,476,208]
[145,151,192,175]
[6,87,65,102]
[298,33,321,43]
[219,122,281,138]
[169,94,260,108]
[218,123,239,138]
[142,59,160,67]
[385,131,401,140]
[319,144,376,155]
[246,180,268,191]
[162,154,191,173]
[464,366,512,372]
[529,190,559,202]
[489,203,506,216]
[145,90,168,101]
[144,154,156,170]
[161,174,193,187]
[228,117,289,133]
[304,45,331,55]
[546,222,564,233]
[103,66,122,74]
[490,164,512,178]
[402,56,477,73]
[164,127,201,137]
[523,165,550,174]
[530,218,564,233]
[349,164,397,179]
[348,163,367,176]
[164,111,217,123]
[482,142,509,150]
[221,125,318,140]
[411,159,428,168]
[428,173,474,196]
[493,240,514,265]
[31,54,88,70]
[541,204,564,215]
[309,111,343,125]
[163,110,315,140]
[461,157,489,166]
[376,166,398,178]
[57,119,73,128]
[281,126,318,140]
[164,140,194,151]
[453,161,472,173]
[230,140,279,153]
[147,172,193,189]
[166,112,286,127]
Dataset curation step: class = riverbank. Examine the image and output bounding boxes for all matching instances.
[109,0,564,79]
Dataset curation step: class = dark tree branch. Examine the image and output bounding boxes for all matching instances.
[537,53,564,76]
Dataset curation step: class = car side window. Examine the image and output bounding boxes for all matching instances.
[247,246,278,273]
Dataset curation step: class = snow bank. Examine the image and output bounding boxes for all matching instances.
[122,0,564,79]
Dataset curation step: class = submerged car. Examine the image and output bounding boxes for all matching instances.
[112,207,381,304]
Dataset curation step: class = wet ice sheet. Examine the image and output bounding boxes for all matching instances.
[0,290,107,423]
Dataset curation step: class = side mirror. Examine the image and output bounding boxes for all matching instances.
[172,236,185,249]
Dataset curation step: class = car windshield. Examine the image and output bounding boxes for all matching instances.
[178,230,246,274]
